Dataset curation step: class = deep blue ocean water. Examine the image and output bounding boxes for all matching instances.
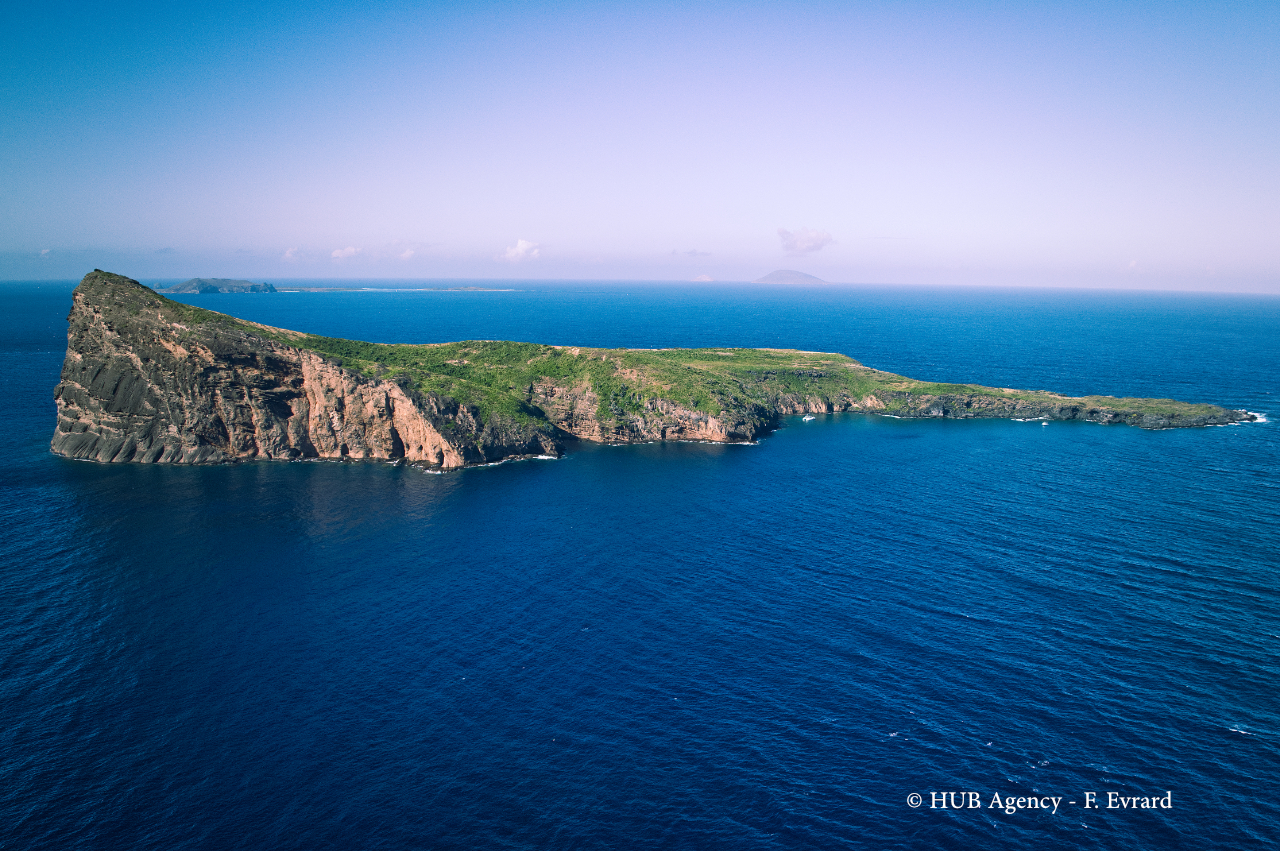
[2,280,1277,850]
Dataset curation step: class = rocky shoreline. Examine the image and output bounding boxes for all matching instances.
[51,271,1257,469]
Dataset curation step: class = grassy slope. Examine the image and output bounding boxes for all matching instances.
[136,283,1227,424]
[291,336,1223,423]
[291,337,877,422]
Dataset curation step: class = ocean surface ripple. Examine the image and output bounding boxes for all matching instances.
[1,281,1277,850]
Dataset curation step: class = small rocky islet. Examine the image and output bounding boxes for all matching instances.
[51,271,1256,469]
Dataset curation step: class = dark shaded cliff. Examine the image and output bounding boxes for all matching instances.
[52,271,1256,468]
[52,271,558,467]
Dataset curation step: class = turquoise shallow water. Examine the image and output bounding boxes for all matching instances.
[1,281,1278,849]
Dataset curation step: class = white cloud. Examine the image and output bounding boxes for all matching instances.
[40,249,50,256]
[692,274,713,282]
[400,249,415,260]
[283,247,298,261]
[332,246,359,259]
[501,239,541,262]
[778,227,833,254]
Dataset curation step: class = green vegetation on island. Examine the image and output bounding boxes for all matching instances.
[288,334,1240,429]
[74,270,1256,448]
[149,300,1238,433]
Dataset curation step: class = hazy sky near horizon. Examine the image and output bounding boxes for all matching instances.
[3,1,1277,289]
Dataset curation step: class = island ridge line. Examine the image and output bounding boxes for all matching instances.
[51,271,1257,469]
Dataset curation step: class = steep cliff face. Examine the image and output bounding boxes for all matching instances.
[52,271,560,467]
[52,271,1256,467]
[527,380,773,443]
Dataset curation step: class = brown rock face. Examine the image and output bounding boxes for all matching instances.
[51,271,560,468]
[527,380,771,443]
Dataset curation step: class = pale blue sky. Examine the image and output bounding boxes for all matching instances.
[3,1,1277,289]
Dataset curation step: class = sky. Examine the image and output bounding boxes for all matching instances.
[2,0,1277,290]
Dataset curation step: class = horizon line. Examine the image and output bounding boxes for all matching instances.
[2,275,1278,297]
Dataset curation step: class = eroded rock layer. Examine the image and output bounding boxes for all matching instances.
[52,272,558,467]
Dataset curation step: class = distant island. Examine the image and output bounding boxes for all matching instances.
[163,278,277,293]
[752,270,828,285]
[51,271,1256,468]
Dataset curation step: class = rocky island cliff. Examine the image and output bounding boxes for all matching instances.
[52,271,1256,469]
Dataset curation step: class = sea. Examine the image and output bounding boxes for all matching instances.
[1,279,1277,850]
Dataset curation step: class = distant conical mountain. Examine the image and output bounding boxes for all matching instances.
[751,269,828,285]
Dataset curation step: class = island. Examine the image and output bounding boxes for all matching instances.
[51,271,1255,469]
[163,277,277,294]
[752,270,829,285]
